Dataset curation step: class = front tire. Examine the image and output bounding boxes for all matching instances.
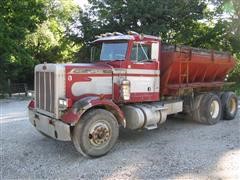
[72,109,119,157]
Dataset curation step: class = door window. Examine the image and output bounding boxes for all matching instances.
[130,43,151,61]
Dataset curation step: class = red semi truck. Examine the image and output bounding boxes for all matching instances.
[28,31,238,157]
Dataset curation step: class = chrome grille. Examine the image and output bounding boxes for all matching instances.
[35,71,55,113]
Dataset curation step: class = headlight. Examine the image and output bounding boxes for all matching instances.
[59,99,67,106]
[58,98,72,110]
[27,91,35,98]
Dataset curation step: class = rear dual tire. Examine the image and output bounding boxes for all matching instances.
[191,92,238,125]
[192,93,222,125]
[221,92,238,120]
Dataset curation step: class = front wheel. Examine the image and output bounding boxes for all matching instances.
[72,109,119,157]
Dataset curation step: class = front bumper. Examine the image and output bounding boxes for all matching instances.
[29,110,71,141]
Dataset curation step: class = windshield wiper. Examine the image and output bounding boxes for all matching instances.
[139,44,149,60]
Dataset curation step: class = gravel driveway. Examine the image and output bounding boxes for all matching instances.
[1,99,240,179]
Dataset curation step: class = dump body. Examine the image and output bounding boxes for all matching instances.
[160,45,236,96]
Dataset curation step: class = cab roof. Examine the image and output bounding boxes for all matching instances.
[93,35,134,43]
[93,32,160,43]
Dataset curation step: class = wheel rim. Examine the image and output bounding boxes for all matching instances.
[88,121,111,147]
[229,98,237,115]
[210,100,220,119]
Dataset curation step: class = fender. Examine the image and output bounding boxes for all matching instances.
[61,96,126,127]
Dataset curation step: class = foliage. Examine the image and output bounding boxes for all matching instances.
[76,0,207,43]
[0,0,80,93]
[25,0,81,64]
[0,0,46,91]
[225,84,240,96]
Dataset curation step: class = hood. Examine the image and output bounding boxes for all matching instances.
[65,63,114,101]
[65,63,113,74]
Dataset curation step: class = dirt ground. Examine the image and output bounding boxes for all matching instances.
[1,98,240,179]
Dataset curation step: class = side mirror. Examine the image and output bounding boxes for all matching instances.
[151,42,159,60]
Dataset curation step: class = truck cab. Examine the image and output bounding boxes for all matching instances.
[28,32,238,157]
[76,32,161,103]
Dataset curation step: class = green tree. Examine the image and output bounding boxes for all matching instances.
[211,0,240,84]
[74,0,208,59]
[0,0,46,93]
[25,0,81,64]
[0,0,81,94]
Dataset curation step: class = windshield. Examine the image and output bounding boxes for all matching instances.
[91,42,128,61]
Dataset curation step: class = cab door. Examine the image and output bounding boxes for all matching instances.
[126,41,160,102]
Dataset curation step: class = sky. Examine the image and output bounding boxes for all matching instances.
[74,0,89,10]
